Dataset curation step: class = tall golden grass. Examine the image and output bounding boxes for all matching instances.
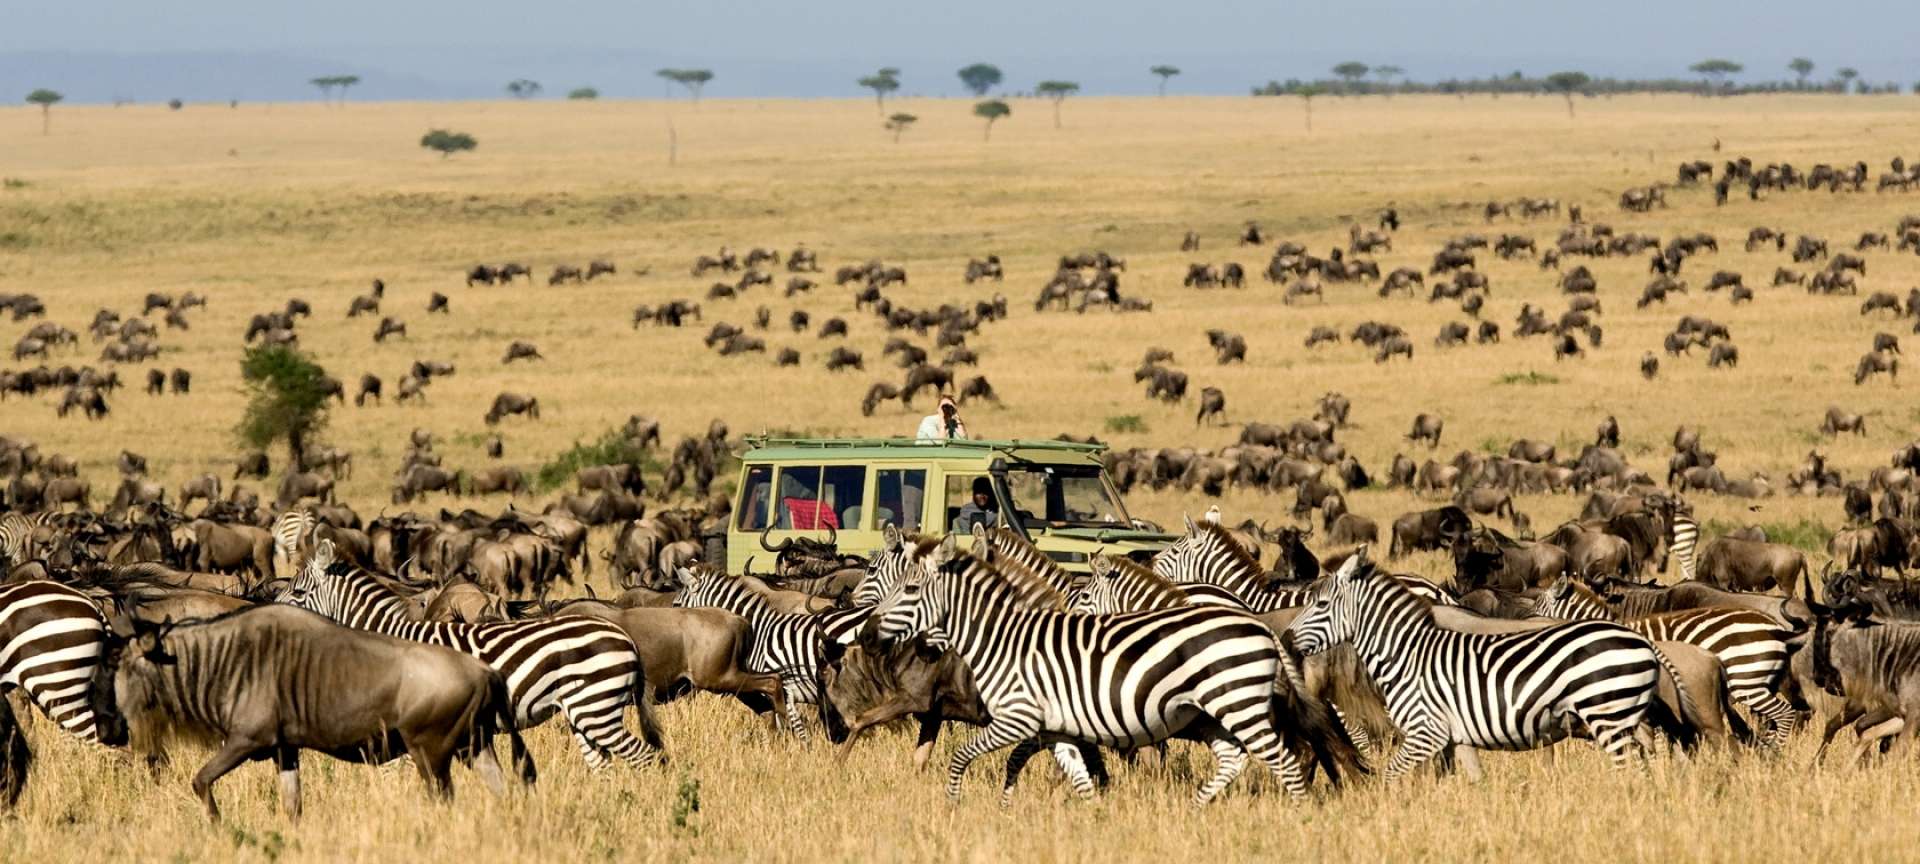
[3,94,1919,859]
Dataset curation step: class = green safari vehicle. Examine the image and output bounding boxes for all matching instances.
[726,437,1173,575]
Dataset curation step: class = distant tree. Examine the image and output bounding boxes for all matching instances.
[958,63,1004,97]
[238,345,332,470]
[167,98,183,111]
[420,128,478,159]
[506,79,543,99]
[884,112,918,143]
[1035,80,1079,128]
[1836,67,1859,93]
[1689,59,1743,92]
[1373,64,1405,93]
[858,68,901,114]
[568,87,599,100]
[1332,61,1370,92]
[657,69,713,103]
[336,75,360,103]
[1788,57,1815,87]
[309,76,337,103]
[1150,64,1181,97]
[1545,71,1591,117]
[973,99,1010,141]
[25,88,61,135]
[1296,83,1325,131]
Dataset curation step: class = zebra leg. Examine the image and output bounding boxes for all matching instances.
[1049,742,1098,802]
[1450,744,1485,783]
[999,739,1042,806]
[947,711,1041,801]
[1384,725,1449,782]
[1192,739,1250,808]
[1740,691,1800,748]
[781,684,813,742]
[561,695,662,769]
[1332,705,1375,755]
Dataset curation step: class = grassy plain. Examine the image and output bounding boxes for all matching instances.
[3,93,1920,861]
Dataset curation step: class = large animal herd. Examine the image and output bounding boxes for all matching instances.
[5,149,1920,823]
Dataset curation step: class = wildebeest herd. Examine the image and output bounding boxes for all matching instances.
[7,148,1920,821]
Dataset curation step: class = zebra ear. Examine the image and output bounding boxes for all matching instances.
[883,523,902,549]
[1337,546,1369,580]
[309,539,335,571]
[1089,553,1113,577]
[936,533,960,563]
[674,566,700,589]
[1551,578,1573,599]
[1182,513,1198,535]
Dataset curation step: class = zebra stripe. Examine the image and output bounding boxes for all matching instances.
[674,569,825,740]
[1069,554,1246,613]
[282,541,663,769]
[1532,578,1796,745]
[1152,519,1311,612]
[272,509,318,574]
[973,526,1083,596]
[0,513,54,567]
[1288,553,1660,778]
[0,582,110,744]
[1669,513,1699,580]
[871,536,1310,806]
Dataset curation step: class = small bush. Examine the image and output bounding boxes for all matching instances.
[534,429,657,494]
[2,178,27,190]
[1707,518,1831,552]
[420,128,478,159]
[1105,415,1147,434]
[1494,371,1560,386]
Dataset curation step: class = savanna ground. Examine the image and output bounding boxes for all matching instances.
[3,93,1920,861]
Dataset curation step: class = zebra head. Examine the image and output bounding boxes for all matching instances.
[852,523,916,607]
[1285,545,1373,656]
[672,566,720,608]
[1530,574,1612,622]
[1069,553,1123,614]
[279,538,343,615]
[869,534,958,643]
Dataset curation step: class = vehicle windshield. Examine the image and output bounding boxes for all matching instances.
[1000,464,1129,528]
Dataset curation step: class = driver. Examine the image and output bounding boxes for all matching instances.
[953,476,998,532]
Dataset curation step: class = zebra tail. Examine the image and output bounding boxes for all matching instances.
[0,695,31,810]
[1647,644,1716,749]
[1272,648,1370,784]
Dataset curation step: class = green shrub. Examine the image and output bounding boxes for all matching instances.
[1105,415,1147,434]
[1494,371,1560,386]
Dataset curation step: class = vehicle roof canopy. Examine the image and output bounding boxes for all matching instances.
[740,436,1107,465]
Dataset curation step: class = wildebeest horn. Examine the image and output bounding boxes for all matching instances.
[759,525,791,554]
[824,521,837,548]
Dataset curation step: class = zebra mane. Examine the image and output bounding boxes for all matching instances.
[942,554,1066,612]
[978,527,1075,592]
[1096,555,1191,608]
[1194,521,1266,585]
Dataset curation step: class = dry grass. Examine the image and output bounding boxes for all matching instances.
[4,93,1920,859]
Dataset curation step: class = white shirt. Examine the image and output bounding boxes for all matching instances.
[916,414,967,440]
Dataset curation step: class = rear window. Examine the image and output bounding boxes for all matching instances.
[736,465,773,530]
[776,466,825,529]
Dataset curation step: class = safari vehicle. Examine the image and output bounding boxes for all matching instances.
[726,437,1172,575]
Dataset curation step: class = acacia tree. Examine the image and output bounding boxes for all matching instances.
[568,86,599,100]
[657,69,714,102]
[1296,83,1325,131]
[25,89,61,135]
[884,112,917,143]
[506,79,542,99]
[1788,57,1815,88]
[335,75,360,103]
[858,68,901,114]
[1373,64,1405,95]
[1332,62,1370,93]
[1035,80,1079,128]
[420,128,478,158]
[973,99,1010,141]
[238,345,332,470]
[310,76,337,103]
[1689,59,1743,93]
[1545,71,1590,117]
[1836,67,1859,93]
[957,63,1003,97]
[1150,64,1180,97]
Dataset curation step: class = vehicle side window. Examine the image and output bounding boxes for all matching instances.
[945,474,994,533]
[736,465,773,531]
[875,469,925,531]
[822,466,867,530]
[776,466,826,529]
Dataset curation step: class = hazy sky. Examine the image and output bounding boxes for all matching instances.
[6,0,1916,102]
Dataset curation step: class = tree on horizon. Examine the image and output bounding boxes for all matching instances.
[885,112,917,143]
[1332,62,1370,93]
[859,68,901,114]
[1150,65,1181,97]
[958,63,1004,97]
[506,79,543,99]
[1788,57,1815,88]
[26,88,62,135]
[1545,71,1590,117]
[1035,80,1079,128]
[658,69,714,103]
[973,98,1010,141]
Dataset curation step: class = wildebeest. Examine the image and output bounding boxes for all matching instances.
[485,392,541,425]
[501,341,543,363]
[97,605,521,822]
[1195,387,1226,426]
[1388,505,1472,559]
[1406,413,1443,449]
[1708,343,1739,368]
[1822,407,1867,437]
[1696,537,1806,595]
[1854,351,1899,385]
[1206,329,1247,364]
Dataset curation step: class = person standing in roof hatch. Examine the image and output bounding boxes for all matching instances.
[916,395,968,441]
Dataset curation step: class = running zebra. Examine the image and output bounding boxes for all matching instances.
[1532,575,1796,745]
[282,541,664,770]
[1287,549,1663,779]
[0,582,111,745]
[1068,553,1246,613]
[1668,510,1700,580]
[869,533,1358,806]
[674,567,825,740]
[1154,517,1459,610]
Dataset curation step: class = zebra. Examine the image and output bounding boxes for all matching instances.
[972,525,1081,596]
[1068,553,1246,613]
[0,582,111,745]
[1287,549,1665,780]
[673,567,826,740]
[1154,517,1460,609]
[869,533,1356,806]
[1532,575,1796,746]
[1668,511,1700,580]
[271,508,317,576]
[282,540,665,770]
[0,512,55,569]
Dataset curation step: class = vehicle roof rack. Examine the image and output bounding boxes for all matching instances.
[740,435,1105,454]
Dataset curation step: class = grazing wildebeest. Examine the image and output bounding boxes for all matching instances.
[1822,407,1867,437]
[1855,351,1899,385]
[1708,343,1739,368]
[1388,505,1472,559]
[1195,387,1226,426]
[484,392,541,425]
[97,605,521,822]
[1406,413,1443,449]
